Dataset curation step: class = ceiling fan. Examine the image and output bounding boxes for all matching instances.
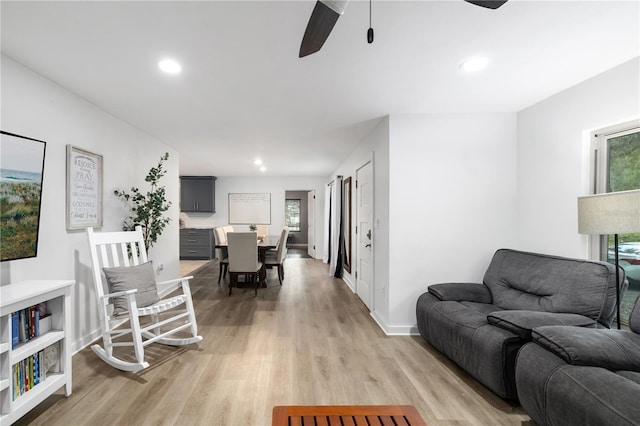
[299,0,508,58]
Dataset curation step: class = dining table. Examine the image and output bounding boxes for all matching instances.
[215,234,280,257]
[215,234,280,286]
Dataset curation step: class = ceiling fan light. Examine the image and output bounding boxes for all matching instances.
[460,56,488,73]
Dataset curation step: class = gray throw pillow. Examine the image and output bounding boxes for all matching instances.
[103,261,160,316]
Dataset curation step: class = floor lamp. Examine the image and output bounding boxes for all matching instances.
[578,189,640,329]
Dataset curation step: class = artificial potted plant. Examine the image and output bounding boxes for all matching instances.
[114,152,172,251]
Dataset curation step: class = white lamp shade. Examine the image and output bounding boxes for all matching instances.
[578,189,640,235]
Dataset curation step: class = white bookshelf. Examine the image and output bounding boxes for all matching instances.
[0,280,73,425]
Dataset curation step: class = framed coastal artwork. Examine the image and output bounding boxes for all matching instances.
[0,131,47,261]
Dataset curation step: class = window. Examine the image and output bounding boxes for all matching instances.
[285,199,301,232]
[592,122,640,325]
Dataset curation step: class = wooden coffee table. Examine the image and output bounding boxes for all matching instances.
[272,405,427,425]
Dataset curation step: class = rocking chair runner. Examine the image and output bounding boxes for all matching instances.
[87,226,202,373]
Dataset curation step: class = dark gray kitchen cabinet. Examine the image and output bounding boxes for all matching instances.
[180,228,214,259]
[180,176,216,213]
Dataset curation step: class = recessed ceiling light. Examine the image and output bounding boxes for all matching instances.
[158,59,182,74]
[254,158,263,166]
[460,56,488,73]
[259,166,267,172]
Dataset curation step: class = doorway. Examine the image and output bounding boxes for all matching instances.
[285,190,315,258]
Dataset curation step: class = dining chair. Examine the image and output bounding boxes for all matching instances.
[265,228,289,285]
[266,227,286,256]
[256,224,269,241]
[227,232,263,296]
[213,226,229,284]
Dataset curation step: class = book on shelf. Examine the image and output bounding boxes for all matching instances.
[11,312,19,347]
[12,354,36,399]
[11,341,57,400]
[11,302,50,348]
[18,310,26,344]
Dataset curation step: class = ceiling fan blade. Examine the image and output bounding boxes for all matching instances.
[299,1,349,58]
[464,0,508,9]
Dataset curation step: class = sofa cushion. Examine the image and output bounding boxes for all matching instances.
[617,370,640,386]
[460,301,503,316]
[516,342,640,426]
[546,364,640,426]
[532,325,640,372]
[482,249,619,326]
[488,311,596,339]
[417,293,521,398]
[630,296,640,334]
[428,282,492,303]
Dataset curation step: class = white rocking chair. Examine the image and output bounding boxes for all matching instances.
[87,226,202,373]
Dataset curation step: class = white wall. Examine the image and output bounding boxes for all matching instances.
[387,113,518,332]
[180,176,327,258]
[330,117,390,323]
[330,114,517,334]
[517,58,640,259]
[0,56,180,352]
[334,60,640,336]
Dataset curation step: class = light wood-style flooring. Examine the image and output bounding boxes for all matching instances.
[179,260,210,277]
[15,257,532,425]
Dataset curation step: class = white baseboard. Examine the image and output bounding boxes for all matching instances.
[338,274,417,336]
[370,311,419,336]
[341,273,355,292]
[73,328,102,355]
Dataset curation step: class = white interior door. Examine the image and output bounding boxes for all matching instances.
[356,162,373,309]
[307,190,315,258]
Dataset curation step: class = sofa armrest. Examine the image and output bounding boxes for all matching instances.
[487,311,596,340]
[428,283,492,303]
[532,326,640,371]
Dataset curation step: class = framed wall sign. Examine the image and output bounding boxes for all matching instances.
[66,145,103,230]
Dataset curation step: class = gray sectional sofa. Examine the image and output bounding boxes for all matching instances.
[516,296,640,426]
[416,248,623,400]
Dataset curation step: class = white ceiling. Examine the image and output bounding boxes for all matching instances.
[1,1,638,176]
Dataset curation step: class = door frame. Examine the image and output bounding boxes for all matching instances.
[283,189,316,258]
[355,160,374,310]
[308,190,316,258]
